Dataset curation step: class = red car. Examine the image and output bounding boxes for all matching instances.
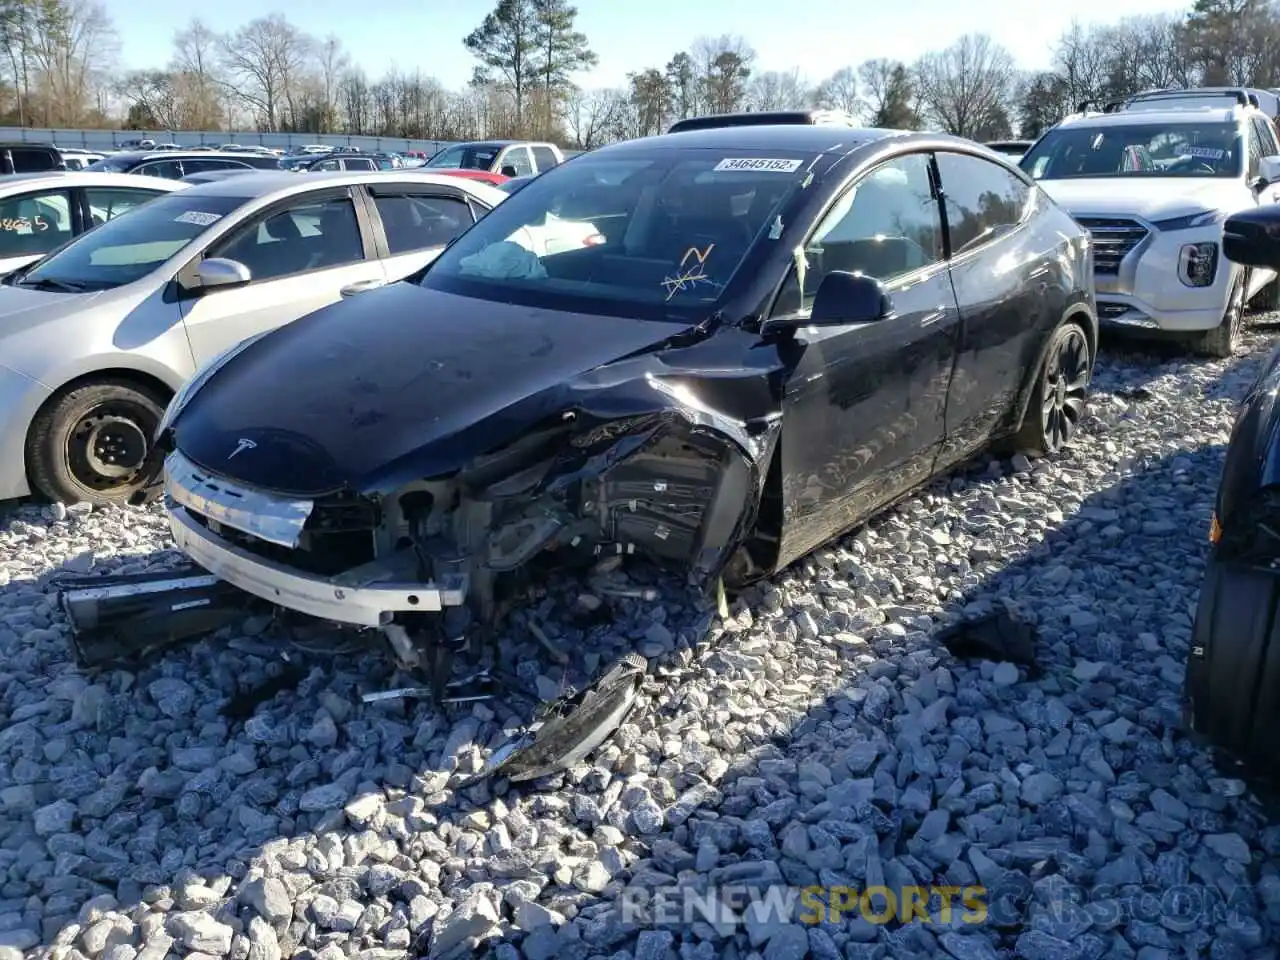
[433,169,509,186]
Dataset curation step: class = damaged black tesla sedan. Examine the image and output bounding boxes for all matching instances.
[144,124,1097,672]
[1186,202,1280,778]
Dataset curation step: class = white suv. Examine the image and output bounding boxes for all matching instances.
[1021,103,1280,356]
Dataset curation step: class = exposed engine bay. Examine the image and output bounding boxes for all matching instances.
[61,401,774,786]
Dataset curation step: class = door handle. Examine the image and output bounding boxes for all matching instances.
[920,310,945,326]
[340,279,385,298]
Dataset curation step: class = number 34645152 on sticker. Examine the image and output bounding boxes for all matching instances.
[713,158,803,173]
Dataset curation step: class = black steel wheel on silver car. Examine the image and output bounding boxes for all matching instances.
[1192,272,1245,359]
[1009,321,1090,458]
[26,377,168,506]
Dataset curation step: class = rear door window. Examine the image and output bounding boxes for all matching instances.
[183,158,251,173]
[532,146,559,172]
[0,188,72,257]
[501,147,534,177]
[935,151,1032,254]
[371,192,474,253]
[134,159,184,179]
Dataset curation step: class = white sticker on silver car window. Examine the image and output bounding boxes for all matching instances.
[713,157,803,173]
[1187,147,1226,160]
[174,210,223,226]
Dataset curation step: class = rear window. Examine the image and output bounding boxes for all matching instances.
[421,149,812,321]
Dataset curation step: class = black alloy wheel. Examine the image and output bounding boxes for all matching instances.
[1040,323,1090,454]
[1004,321,1091,459]
[26,378,168,505]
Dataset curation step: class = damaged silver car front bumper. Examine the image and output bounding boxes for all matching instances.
[165,451,467,628]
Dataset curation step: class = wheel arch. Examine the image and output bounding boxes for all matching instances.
[24,366,175,490]
[1005,304,1097,439]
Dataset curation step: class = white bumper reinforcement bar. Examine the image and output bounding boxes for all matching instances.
[168,503,467,628]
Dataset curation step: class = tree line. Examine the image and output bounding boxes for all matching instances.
[0,0,1276,147]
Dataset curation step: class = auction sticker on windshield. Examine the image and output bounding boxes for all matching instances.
[713,158,803,173]
[1188,147,1226,160]
[174,210,223,226]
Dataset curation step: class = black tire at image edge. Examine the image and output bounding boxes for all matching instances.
[1185,549,1280,778]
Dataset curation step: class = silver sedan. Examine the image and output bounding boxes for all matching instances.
[0,170,509,506]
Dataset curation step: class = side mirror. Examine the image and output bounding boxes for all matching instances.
[1223,205,1280,268]
[500,165,518,178]
[193,257,251,291]
[808,271,893,326]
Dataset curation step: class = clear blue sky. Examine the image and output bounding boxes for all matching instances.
[112,0,1190,89]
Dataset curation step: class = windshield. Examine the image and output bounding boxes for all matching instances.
[419,149,811,320]
[1021,122,1243,179]
[426,144,501,170]
[20,193,247,291]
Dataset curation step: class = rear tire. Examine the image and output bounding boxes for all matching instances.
[1006,321,1091,458]
[1190,272,1244,359]
[26,377,168,507]
[1186,548,1280,780]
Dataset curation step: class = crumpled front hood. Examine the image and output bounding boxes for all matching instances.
[172,281,692,496]
[1038,177,1242,222]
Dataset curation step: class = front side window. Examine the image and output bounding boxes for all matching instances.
[342,158,376,171]
[936,152,1032,254]
[1021,122,1243,180]
[18,193,247,291]
[420,148,814,321]
[312,159,341,172]
[84,187,161,227]
[772,152,942,316]
[211,194,364,282]
[372,193,473,254]
[426,144,500,171]
[0,189,72,258]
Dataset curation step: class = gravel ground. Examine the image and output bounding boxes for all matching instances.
[4,327,1280,960]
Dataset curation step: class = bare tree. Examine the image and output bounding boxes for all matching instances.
[858,57,919,128]
[914,33,1016,139]
[171,19,223,129]
[565,86,624,148]
[747,69,810,111]
[316,35,348,132]
[814,66,859,116]
[23,0,117,126]
[218,13,312,130]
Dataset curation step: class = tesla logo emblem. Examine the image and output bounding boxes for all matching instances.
[227,438,257,460]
